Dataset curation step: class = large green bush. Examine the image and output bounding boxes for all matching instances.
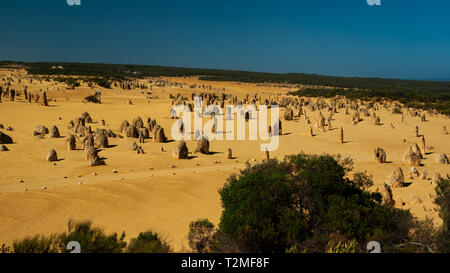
[217,154,413,253]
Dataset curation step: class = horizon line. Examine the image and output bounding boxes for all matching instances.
[1,59,449,83]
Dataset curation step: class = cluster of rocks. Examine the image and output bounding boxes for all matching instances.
[0,85,50,106]
[131,141,145,154]
[33,125,60,139]
[120,116,166,143]
[386,165,445,189]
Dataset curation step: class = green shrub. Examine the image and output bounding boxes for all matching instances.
[7,220,127,253]
[434,176,450,252]
[90,77,111,89]
[218,159,301,252]
[352,171,374,190]
[217,153,413,253]
[58,220,126,253]
[383,208,415,251]
[126,230,172,253]
[188,219,215,253]
[13,234,59,253]
[410,217,437,247]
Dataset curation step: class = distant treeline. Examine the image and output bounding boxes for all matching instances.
[2,61,448,92]
[2,61,449,114]
[288,88,450,116]
[3,61,238,80]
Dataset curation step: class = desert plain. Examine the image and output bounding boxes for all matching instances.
[0,68,448,251]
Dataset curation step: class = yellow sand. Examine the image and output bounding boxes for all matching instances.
[0,68,448,251]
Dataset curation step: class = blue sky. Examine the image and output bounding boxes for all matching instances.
[1,0,449,80]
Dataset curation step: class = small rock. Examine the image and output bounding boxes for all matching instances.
[113,169,118,173]
[136,146,145,154]
[46,149,58,162]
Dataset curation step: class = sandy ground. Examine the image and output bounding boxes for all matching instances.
[0,69,449,251]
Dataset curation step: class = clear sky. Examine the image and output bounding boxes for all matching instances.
[1,0,449,80]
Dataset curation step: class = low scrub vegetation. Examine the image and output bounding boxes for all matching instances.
[1,220,169,253]
[90,77,111,89]
[126,231,172,253]
[53,77,80,89]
